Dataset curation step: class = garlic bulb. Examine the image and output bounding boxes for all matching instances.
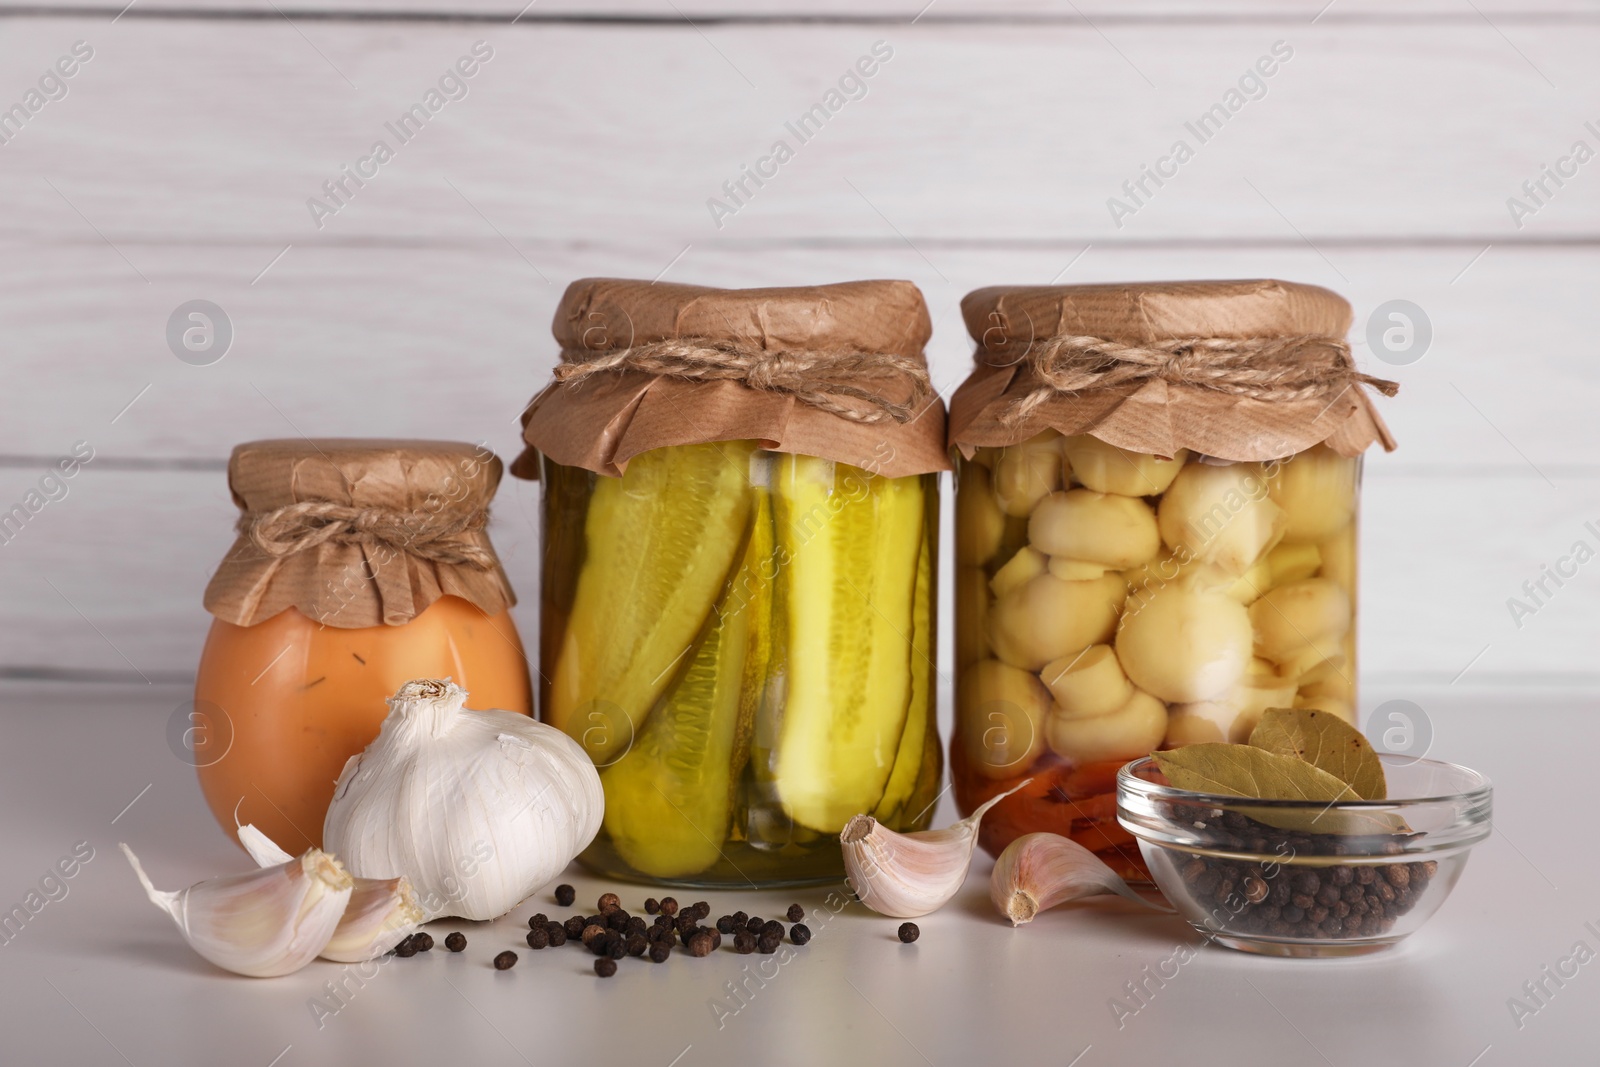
[990,832,1163,926]
[323,679,603,921]
[121,843,352,977]
[841,781,1028,918]
[238,822,422,963]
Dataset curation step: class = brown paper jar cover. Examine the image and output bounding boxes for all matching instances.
[513,278,950,479]
[949,279,1396,461]
[203,439,516,629]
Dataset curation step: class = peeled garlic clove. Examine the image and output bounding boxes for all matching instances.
[990,546,1048,599]
[991,832,1162,926]
[1157,462,1286,575]
[1115,585,1252,703]
[958,660,1049,779]
[841,781,1029,918]
[1043,689,1167,764]
[1062,436,1188,496]
[993,431,1064,517]
[1029,490,1160,569]
[236,823,422,962]
[121,843,352,978]
[1249,578,1351,669]
[988,572,1125,672]
[957,464,1007,566]
[1041,644,1132,720]
[1267,445,1358,544]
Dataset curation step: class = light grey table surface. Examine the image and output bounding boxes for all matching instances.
[0,679,1582,1066]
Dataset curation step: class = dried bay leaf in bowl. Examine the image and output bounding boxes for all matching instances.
[1248,707,1386,801]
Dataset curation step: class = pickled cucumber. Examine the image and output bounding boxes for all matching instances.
[874,514,935,821]
[598,496,768,879]
[771,454,924,832]
[548,442,755,763]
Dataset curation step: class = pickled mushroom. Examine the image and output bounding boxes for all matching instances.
[956,464,1006,566]
[1157,462,1286,576]
[1040,644,1133,720]
[1062,436,1188,496]
[1044,689,1167,764]
[1267,445,1358,545]
[1029,489,1161,570]
[993,431,1064,517]
[1249,577,1351,679]
[988,572,1125,672]
[958,659,1050,779]
[990,546,1048,599]
[1114,586,1252,703]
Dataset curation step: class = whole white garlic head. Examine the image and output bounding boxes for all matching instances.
[323,679,603,922]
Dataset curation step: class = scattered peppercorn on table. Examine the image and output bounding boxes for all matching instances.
[0,680,1581,1066]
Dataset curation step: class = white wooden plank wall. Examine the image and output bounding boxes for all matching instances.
[0,4,1595,698]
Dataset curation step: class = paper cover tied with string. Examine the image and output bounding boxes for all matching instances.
[949,279,1396,460]
[203,439,515,629]
[512,278,950,479]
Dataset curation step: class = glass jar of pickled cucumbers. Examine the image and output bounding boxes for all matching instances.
[948,281,1396,880]
[518,278,951,887]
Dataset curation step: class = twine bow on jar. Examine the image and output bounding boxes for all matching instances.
[1000,334,1400,425]
[239,501,495,569]
[553,338,935,425]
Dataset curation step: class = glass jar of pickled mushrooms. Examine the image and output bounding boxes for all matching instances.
[947,280,1397,880]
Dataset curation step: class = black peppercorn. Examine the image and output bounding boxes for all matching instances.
[649,942,671,963]
[413,932,434,952]
[897,922,919,944]
[733,911,748,926]
[687,931,715,957]
[762,919,784,939]
[493,950,517,970]
[757,933,780,954]
[554,884,576,907]
[716,915,737,934]
[564,916,586,939]
[606,936,627,960]
[595,958,617,978]
[444,932,467,952]
[581,924,608,949]
[528,913,548,930]
[659,897,679,917]
[692,901,711,919]
[394,936,419,958]
[598,892,622,913]
[547,925,568,948]
[733,930,757,954]
[746,916,765,934]
[625,934,648,957]
[790,923,811,946]
[644,897,661,915]
[606,911,630,932]
[626,916,647,935]
[526,927,550,950]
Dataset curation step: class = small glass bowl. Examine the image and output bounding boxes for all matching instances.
[1117,755,1492,957]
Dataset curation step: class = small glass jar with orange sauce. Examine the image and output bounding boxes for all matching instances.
[193,439,531,851]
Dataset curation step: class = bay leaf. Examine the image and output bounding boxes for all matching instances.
[1248,707,1387,801]
[1152,744,1406,836]
[1153,744,1357,803]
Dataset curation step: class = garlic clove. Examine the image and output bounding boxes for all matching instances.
[120,843,353,977]
[237,822,422,962]
[841,780,1029,918]
[989,832,1166,926]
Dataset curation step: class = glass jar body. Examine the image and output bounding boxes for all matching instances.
[541,442,940,887]
[194,597,532,852]
[952,432,1360,880]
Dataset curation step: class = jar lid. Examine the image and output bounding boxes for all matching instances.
[949,279,1395,461]
[514,278,950,479]
[203,439,515,628]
